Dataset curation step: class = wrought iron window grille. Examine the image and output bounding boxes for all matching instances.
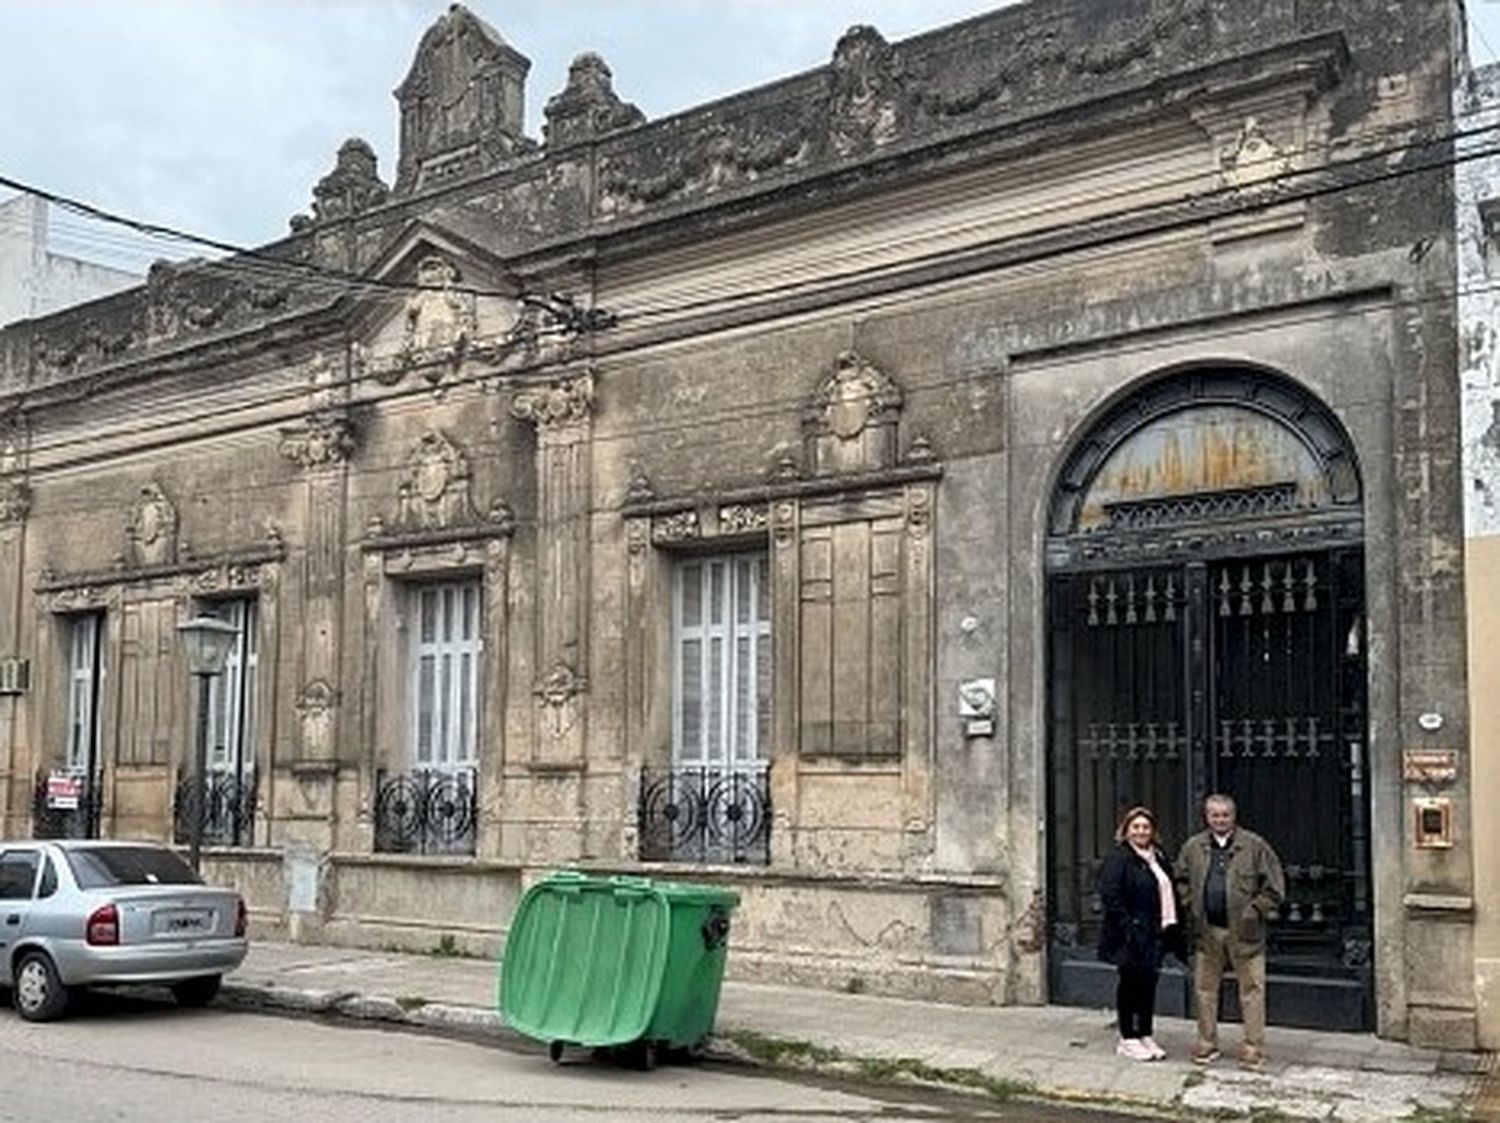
[374,767,478,856]
[173,770,258,848]
[638,766,771,865]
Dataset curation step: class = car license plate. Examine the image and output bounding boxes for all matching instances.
[154,909,213,936]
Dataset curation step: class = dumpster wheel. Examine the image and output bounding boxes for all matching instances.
[548,1040,566,1064]
[626,1039,658,1071]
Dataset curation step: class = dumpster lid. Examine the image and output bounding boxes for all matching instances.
[650,879,740,909]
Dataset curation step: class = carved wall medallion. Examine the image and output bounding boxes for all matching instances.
[535,660,584,738]
[125,482,179,567]
[512,372,595,429]
[811,350,903,438]
[396,430,476,531]
[626,518,650,556]
[296,678,339,757]
[403,257,478,358]
[805,350,904,474]
[279,414,357,470]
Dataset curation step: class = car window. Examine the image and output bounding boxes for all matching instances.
[0,851,39,900]
[36,855,58,899]
[64,846,202,889]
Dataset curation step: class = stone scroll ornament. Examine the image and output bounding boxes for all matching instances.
[0,480,28,525]
[279,414,357,471]
[510,372,595,429]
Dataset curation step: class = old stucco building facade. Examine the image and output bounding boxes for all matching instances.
[0,0,1487,1047]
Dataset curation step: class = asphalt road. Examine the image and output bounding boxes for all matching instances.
[0,991,1158,1122]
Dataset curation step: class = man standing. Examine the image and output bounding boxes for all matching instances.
[1175,793,1285,1069]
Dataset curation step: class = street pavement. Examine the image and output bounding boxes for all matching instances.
[221,942,1492,1121]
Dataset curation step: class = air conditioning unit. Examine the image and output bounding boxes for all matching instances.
[0,657,29,695]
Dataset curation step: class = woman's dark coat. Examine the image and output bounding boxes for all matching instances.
[1096,843,1185,970]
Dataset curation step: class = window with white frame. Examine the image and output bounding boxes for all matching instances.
[66,613,104,773]
[204,599,257,776]
[672,554,770,771]
[409,582,481,769]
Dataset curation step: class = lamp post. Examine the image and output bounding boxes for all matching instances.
[178,616,238,873]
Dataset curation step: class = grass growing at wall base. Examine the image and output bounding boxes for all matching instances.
[722,1030,1034,1103]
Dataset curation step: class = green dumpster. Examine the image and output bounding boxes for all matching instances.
[499,871,740,1067]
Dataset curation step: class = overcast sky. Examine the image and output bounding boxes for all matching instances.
[4,0,1500,273]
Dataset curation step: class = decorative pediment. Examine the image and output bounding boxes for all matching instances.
[350,227,530,387]
[124,481,179,567]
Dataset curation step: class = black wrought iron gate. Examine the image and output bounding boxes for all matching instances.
[1046,548,1372,1030]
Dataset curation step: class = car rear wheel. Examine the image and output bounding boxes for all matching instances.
[171,974,222,1007]
[14,951,70,1022]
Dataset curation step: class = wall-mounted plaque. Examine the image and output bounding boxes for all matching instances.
[1402,749,1458,784]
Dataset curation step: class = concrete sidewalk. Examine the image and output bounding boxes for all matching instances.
[223,942,1490,1121]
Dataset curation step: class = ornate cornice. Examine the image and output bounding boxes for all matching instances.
[35,539,286,594]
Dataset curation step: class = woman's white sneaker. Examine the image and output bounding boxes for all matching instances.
[1116,1038,1152,1060]
[1141,1036,1167,1060]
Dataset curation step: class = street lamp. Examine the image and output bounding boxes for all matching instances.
[178,615,238,873]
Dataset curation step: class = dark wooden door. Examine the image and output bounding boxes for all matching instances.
[1046,548,1372,1030]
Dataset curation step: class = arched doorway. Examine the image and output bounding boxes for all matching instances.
[1044,366,1372,1031]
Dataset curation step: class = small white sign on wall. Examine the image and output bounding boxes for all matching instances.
[958,678,996,738]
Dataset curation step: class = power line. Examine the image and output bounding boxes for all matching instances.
[3,114,1498,480]
[2,101,1495,315]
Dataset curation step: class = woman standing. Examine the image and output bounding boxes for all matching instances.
[1097,805,1184,1061]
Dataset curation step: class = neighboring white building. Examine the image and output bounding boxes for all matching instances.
[1456,60,1500,1052]
[0,193,139,327]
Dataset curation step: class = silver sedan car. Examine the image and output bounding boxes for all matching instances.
[0,840,248,1021]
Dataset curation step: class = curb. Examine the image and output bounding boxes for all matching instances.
[218,982,1485,1121]
[219,981,1168,1117]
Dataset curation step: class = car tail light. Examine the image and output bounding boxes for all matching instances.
[234,897,247,938]
[86,903,119,946]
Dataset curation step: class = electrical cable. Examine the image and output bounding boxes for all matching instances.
[4,111,1499,485]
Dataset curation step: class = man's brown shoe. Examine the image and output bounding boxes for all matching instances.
[1190,1043,1220,1065]
[1237,1046,1265,1070]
